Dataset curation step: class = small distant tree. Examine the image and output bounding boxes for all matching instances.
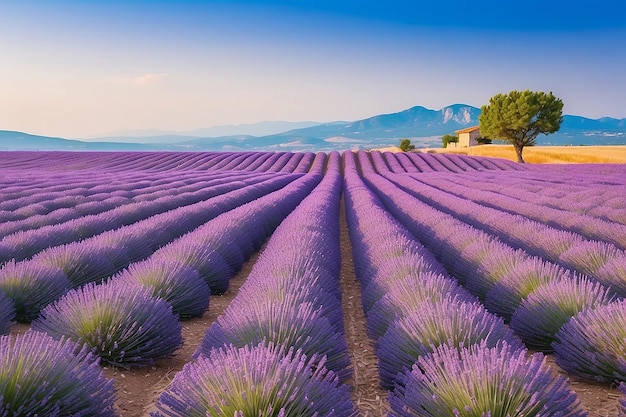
[399,139,415,152]
[479,90,563,163]
[441,134,458,148]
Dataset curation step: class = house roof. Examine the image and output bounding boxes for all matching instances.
[455,125,481,134]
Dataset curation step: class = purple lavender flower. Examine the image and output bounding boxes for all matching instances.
[74,200,110,216]
[234,271,344,333]
[196,296,351,381]
[153,342,357,417]
[113,259,210,319]
[366,273,475,340]
[360,247,446,313]
[0,244,12,265]
[377,299,523,389]
[594,254,626,297]
[0,260,71,322]
[526,226,580,259]
[0,330,116,416]
[553,299,626,383]
[389,342,586,417]
[559,240,623,276]
[0,228,55,261]
[465,242,527,300]
[484,258,573,321]
[451,237,501,281]
[33,243,117,287]
[510,276,617,351]
[95,229,154,267]
[193,224,246,271]
[155,240,234,295]
[0,291,14,335]
[32,279,182,368]
[14,202,49,217]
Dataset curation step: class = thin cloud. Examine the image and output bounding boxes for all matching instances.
[108,73,170,86]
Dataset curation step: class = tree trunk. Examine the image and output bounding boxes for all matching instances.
[513,143,525,163]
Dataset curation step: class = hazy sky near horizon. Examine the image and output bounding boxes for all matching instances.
[2,0,625,138]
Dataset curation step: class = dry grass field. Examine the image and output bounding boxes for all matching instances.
[427,144,626,164]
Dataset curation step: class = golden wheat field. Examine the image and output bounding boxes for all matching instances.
[428,144,626,164]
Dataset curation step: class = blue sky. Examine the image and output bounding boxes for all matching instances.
[1,0,625,138]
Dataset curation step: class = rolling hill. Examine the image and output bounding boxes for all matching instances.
[1,104,625,152]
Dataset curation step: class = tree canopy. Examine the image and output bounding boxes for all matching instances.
[479,90,563,163]
[399,138,415,152]
[441,134,458,148]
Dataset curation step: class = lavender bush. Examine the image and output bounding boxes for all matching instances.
[451,237,505,283]
[34,243,117,287]
[0,330,116,416]
[153,342,357,417]
[196,295,351,380]
[232,270,344,333]
[0,260,71,322]
[594,255,626,297]
[157,241,234,295]
[32,280,182,368]
[195,225,247,271]
[554,299,626,383]
[113,259,210,319]
[377,299,523,389]
[389,342,585,417]
[510,276,617,351]
[0,291,14,335]
[484,258,573,321]
[465,243,526,300]
[359,253,447,313]
[366,274,475,340]
[558,240,623,277]
[95,229,154,268]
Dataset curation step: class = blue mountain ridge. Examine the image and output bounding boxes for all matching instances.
[1,104,625,152]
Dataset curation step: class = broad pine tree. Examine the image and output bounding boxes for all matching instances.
[479,90,563,163]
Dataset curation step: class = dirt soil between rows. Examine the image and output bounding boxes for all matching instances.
[11,202,623,416]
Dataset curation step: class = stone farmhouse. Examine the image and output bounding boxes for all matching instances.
[454,125,481,147]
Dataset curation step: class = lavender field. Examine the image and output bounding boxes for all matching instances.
[1,150,626,416]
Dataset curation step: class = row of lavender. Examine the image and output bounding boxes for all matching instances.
[0,154,332,414]
[0,150,319,172]
[152,151,358,415]
[344,150,588,415]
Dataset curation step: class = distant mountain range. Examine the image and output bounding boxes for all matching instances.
[85,121,325,143]
[1,104,625,152]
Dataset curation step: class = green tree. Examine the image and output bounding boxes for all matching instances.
[399,138,415,152]
[441,134,458,148]
[479,90,563,163]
